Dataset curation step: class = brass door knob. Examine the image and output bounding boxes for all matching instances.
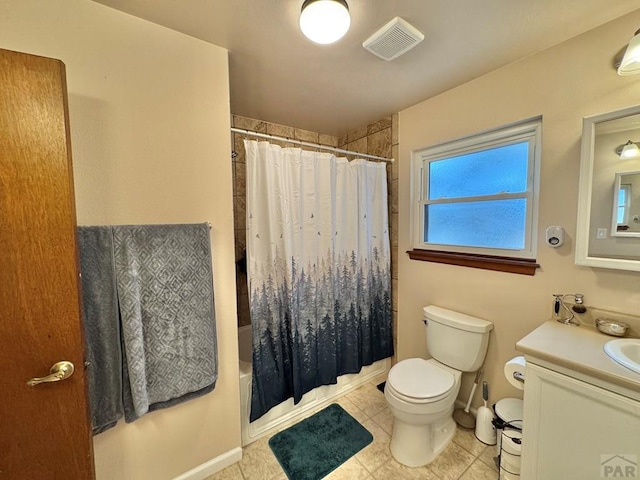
[27,361,74,386]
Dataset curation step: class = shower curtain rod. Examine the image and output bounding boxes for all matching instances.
[230,127,394,163]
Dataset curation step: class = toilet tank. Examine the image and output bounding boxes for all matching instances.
[424,305,493,372]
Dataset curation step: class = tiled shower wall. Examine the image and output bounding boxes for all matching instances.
[231,114,399,360]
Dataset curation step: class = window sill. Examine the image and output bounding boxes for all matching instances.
[407,249,540,276]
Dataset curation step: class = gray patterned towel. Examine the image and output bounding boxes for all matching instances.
[78,226,123,435]
[112,223,218,423]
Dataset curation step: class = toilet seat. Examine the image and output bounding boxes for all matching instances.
[387,358,455,403]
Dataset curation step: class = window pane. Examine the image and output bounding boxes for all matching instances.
[428,142,529,199]
[618,188,627,207]
[425,199,527,250]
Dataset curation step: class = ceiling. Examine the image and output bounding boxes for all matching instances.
[92,0,640,137]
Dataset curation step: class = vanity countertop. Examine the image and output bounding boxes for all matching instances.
[516,320,640,396]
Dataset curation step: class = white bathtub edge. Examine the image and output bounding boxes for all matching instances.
[240,357,389,446]
[171,447,242,480]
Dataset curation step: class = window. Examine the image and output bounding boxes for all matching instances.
[409,118,542,275]
[616,184,631,226]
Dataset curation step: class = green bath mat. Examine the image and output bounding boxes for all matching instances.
[268,403,373,480]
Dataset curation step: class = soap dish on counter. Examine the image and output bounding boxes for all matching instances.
[596,318,629,337]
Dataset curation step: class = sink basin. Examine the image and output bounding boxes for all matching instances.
[604,338,640,375]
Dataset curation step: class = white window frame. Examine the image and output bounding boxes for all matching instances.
[411,117,542,260]
[615,184,631,226]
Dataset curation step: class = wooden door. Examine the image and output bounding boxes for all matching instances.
[0,48,95,479]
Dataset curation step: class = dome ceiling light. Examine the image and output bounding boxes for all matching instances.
[299,0,351,45]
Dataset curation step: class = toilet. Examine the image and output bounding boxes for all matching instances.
[385,305,493,467]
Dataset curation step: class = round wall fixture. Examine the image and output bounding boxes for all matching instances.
[299,0,350,45]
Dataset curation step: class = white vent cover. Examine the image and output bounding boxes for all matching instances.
[363,17,424,61]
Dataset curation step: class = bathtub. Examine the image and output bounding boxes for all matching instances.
[238,325,389,446]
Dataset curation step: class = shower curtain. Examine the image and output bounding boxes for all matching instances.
[245,139,393,422]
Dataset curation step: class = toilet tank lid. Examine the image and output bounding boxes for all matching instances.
[423,305,493,333]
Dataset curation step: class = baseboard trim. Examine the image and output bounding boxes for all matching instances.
[172,447,243,480]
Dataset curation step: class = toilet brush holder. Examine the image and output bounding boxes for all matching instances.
[475,381,497,445]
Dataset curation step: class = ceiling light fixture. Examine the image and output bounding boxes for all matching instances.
[616,140,640,158]
[617,28,640,76]
[299,0,350,45]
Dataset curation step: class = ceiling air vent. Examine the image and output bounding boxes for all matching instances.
[363,17,424,61]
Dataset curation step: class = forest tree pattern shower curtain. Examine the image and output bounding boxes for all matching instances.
[245,140,393,422]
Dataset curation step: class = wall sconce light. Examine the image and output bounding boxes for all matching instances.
[616,140,640,158]
[299,0,350,45]
[617,28,640,76]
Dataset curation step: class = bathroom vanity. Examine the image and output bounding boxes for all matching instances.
[516,321,640,480]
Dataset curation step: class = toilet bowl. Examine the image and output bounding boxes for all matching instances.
[385,306,493,467]
[385,358,461,466]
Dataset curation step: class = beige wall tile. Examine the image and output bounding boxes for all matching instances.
[368,117,392,136]
[390,212,398,247]
[234,195,246,230]
[389,178,398,214]
[267,122,295,138]
[348,125,369,143]
[234,229,246,260]
[319,133,339,147]
[391,248,398,280]
[234,115,267,133]
[368,128,392,158]
[348,136,368,155]
[294,128,319,143]
[390,145,399,179]
[392,279,398,312]
[235,161,246,199]
[338,134,349,148]
[391,113,399,146]
[233,134,246,163]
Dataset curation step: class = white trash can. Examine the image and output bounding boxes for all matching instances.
[493,398,523,477]
[499,428,522,479]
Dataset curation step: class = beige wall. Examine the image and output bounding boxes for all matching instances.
[398,11,640,407]
[0,1,239,479]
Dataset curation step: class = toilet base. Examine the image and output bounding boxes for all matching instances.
[389,414,456,467]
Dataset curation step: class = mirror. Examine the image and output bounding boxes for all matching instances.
[576,105,640,271]
[611,171,640,237]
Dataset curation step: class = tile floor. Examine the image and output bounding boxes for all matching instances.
[206,376,500,480]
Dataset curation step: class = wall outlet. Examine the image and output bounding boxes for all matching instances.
[597,228,607,239]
